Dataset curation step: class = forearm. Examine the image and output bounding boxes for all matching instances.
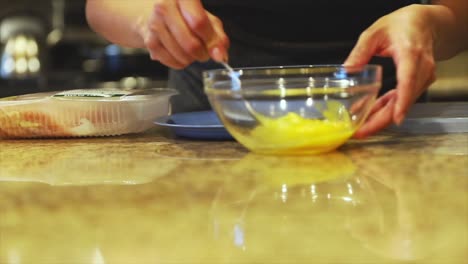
[85,0,152,48]
[428,0,468,60]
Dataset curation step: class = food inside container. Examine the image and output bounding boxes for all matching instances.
[0,88,177,139]
[231,100,355,154]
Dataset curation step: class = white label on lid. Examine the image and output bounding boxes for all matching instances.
[53,89,132,99]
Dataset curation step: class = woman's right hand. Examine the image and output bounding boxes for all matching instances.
[138,0,229,69]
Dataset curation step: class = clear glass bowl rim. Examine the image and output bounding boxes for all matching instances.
[204,64,382,97]
[203,64,382,77]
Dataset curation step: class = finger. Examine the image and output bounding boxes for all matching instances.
[146,36,185,69]
[349,95,370,115]
[353,97,396,139]
[178,1,218,51]
[367,89,397,117]
[148,14,195,67]
[207,13,230,62]
[393,50,424,124]
[344,30,379,67]
[349,88,395,121]
[414,54,436,99]
[154,1,206,60]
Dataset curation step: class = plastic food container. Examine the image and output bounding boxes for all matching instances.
[0,88,177,139]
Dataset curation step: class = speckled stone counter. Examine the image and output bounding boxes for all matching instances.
[0,129,467,263]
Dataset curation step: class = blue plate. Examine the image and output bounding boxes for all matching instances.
[154,111,233,140]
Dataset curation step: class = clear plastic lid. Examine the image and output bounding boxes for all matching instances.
[0,88,178,139]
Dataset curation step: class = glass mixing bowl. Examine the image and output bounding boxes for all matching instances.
[204,65,382,155]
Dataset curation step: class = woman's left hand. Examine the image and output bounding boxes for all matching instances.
[344,4,438,138]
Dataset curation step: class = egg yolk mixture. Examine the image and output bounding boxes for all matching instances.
[231,101,355,154]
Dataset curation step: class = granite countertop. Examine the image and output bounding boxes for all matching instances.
[0,129,467,263]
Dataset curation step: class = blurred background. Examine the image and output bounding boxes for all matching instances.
[0,0,467,100]
[0,0,169,98]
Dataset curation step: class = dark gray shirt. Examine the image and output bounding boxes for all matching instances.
[203,0,417,43]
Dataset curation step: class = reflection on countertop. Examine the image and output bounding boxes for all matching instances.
[0,130,467,263]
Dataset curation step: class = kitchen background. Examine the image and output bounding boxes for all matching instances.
[0,0,169,98]
[0,0,467,100]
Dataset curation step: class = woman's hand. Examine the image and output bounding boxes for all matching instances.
[345,4,439,138]
[139,0,229,69]
[86,0,229,69]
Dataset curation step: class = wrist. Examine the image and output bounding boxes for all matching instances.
[425,4,467,60]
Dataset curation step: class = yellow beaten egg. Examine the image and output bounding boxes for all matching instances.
[228,101,355,155]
